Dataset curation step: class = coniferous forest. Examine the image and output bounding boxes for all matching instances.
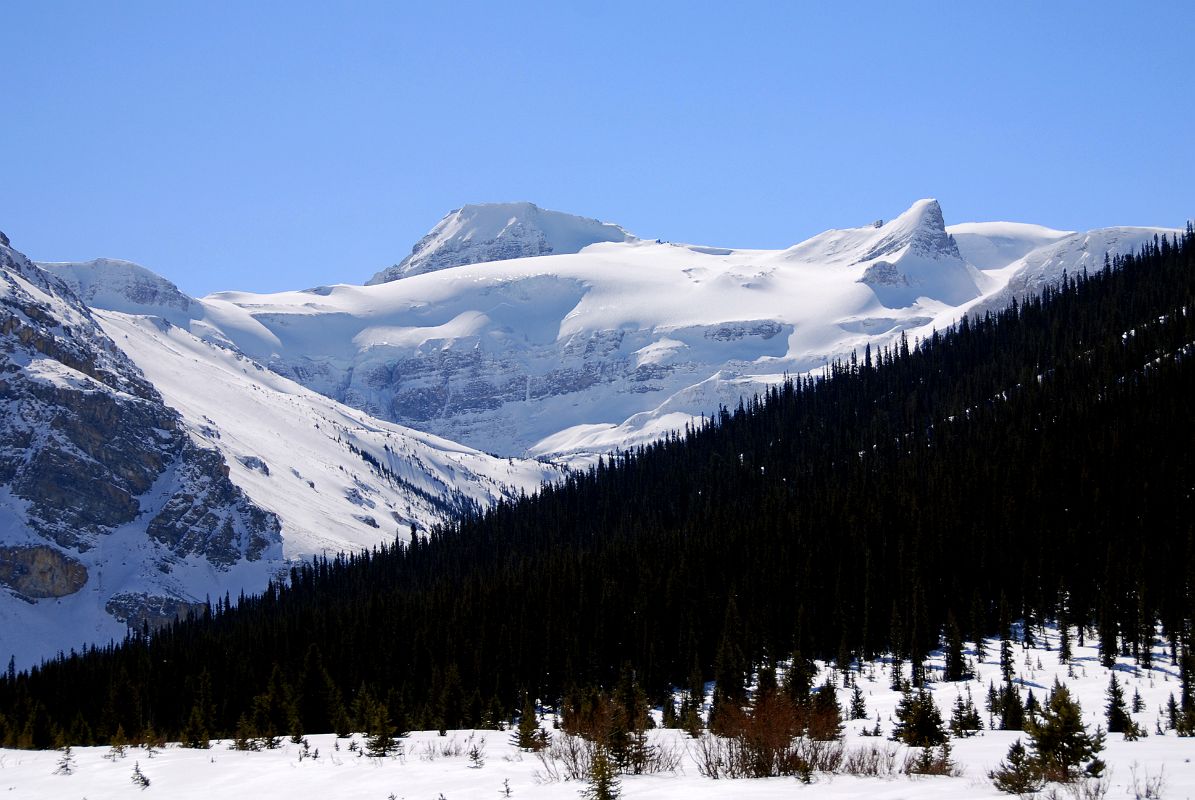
[2,228,1194,749]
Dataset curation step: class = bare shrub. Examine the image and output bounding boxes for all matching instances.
[902,743,961,777]
[842,742,899,777]
[797,737,845,774]
[534,730,680,783]
[534,733,592,782]
[1040,776,1111,800]
[417,734,468,762]
[1129,763,1166,800]
[691,732,842,780]
[692,733,730,780]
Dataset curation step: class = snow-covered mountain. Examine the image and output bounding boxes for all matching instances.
[90,199,1170,463]
[0,236,279,664]
[2,200,1176,664]
[1,235,557,668]
[366,202,636,283]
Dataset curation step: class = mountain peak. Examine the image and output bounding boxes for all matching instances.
[38,258,198,325]
[858,198,958,263]
[367,202,636,284]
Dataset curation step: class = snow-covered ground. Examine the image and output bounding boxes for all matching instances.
[4,626,1190,799]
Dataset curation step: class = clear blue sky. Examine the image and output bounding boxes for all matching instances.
[2,1,1191,296]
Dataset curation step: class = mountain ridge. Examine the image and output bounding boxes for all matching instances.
[366,201,636,284]
[82,198,1171,463]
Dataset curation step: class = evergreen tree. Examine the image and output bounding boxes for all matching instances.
[1058,613,1072,665]
[808,678,843,740]
[709,598,747,734]
[179,670,214,749]
[990,739,1043,795]
[512,694,544,750]
[581,747,621,800]
[970,591,988,665]
[892,689,946,747]
[949,689,983,738]
[943,612,969,682]
[849,684,868,720]
[997,684,1024,731]
[364,695,399,758]
[249,664,297,747]
[1026,681,1105,782]
[1024,689,1039,718]
[782,650,812,704]
[1000,638,1015,685]
[1105,674,1131,734]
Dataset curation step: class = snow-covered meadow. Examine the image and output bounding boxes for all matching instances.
[4,626,1191,799]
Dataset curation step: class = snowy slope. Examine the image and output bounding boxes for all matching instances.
[4,623,1191,799]
[97,310,559,560]
[0,238,558,670]
[366,202,636,283]
[41,257,199,325]
[0,238,281,668]
[85,199,1172,464]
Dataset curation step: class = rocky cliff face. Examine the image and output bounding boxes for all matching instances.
[0,233,281,653]
[0,546,88,599]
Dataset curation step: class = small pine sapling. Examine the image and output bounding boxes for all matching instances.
[581,747,621,800]
[131,761,150,789]
[990,739,1043,795]
[54,745,75,775]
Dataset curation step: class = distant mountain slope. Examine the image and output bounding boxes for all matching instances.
[0,235,280,666]
[3,235,558,669]
[92,199,1171,463]
[366,202,636,283]
[96,310,558,560]
[40,257,199,324]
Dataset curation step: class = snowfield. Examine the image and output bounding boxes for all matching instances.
[4,626,1191,799]
[96,310,560,561]
[42,199,1177,465]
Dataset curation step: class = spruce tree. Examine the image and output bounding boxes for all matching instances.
[998,684,1024,731]
[990,739,1043,795]
[364,696,398,758]
[581,747,621,800]
[1026,681,1105,782]
[944,612,969,682]
[849,684,868,720]
[892,689,946,747]
[512,695,544,750]
[1000,638,1015,685]
[1058,614,1072,665]
[1105,674,1131,734]
[949,689,983,737]
[808,678,843,740]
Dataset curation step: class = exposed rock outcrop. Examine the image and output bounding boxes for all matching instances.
[0,545,88,599]
[105,592,209,633]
